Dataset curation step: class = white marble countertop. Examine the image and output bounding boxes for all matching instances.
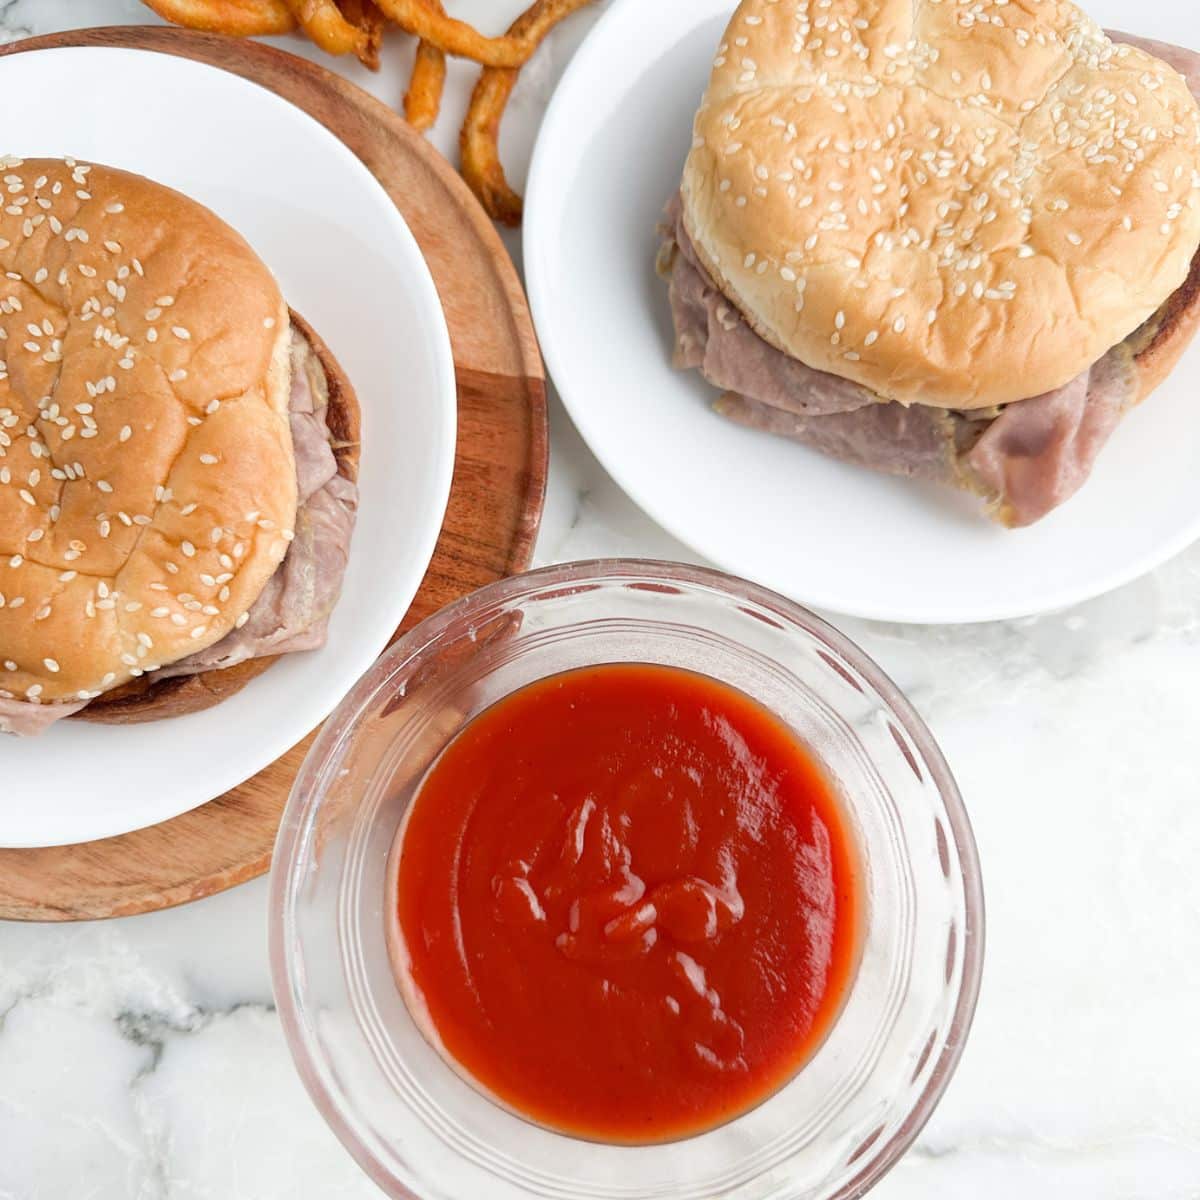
[2,2,1200,1197]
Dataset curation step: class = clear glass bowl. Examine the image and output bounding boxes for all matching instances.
[269,560,984,1200]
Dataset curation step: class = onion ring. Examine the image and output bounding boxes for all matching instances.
[281,0,374,64]
[142,0,297,35]
[337,0,386,70]
[460,0,593,225]
[373,0,534,68]
[404,0,448,133]
[405,40,448,131]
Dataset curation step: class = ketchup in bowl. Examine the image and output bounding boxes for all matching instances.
[392,662,861,1143]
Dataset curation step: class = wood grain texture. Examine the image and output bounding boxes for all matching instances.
[0,28,547,922]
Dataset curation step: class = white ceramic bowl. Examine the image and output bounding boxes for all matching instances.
[0,47,456,847]
[523,0,1200,624]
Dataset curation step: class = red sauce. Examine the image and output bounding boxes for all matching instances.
[393,663,860,1143]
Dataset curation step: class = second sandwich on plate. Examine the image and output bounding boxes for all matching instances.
[660,1,1200,526]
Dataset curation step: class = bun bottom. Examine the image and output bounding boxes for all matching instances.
[75,311,361,726]
[1132,242,1200,401]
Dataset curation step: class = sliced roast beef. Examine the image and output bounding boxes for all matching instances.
[156,331,357,677]
[664,199,873,419]
[714,393,976,484]
[661,34,1200,526]
[0,694,88,736]
[962,349,1135,526]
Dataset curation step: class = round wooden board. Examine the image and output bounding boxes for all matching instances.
[0,27,548,922]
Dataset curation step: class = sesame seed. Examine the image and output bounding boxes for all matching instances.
[43,658,59,672]
[199,453,218,465]
[893,315,907,333]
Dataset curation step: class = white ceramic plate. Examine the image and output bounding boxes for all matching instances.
[0,48,456,847]
[525,0,1200,625]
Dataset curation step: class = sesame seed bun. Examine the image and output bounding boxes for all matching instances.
[0,158,298,708]
[76,310,361,725]
[681,0,1200,411]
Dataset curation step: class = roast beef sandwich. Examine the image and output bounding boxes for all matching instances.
[659,0,1200,525]
[0,159,359,735]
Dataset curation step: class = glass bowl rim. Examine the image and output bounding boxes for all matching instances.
[268,556,986,1200]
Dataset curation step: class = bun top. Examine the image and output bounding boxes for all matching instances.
[681,0,1200,410]
[0,159,296,706]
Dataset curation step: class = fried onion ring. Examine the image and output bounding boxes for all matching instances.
[460,0,593,225]
[142,0,297,35]
[404,0,448,133]
[280,0,375,64]
[337,0,386,70]
[373,0,534,68]
[405,40,448,131]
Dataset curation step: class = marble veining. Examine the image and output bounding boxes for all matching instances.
[2,2,1200,1197]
